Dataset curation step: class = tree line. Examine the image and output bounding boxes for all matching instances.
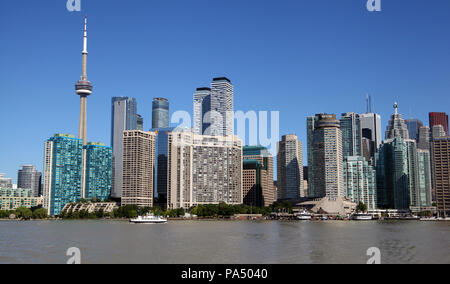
[0,207,48,220]
[1,200,294,220]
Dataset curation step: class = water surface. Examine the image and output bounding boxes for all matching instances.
[0,220,448,264]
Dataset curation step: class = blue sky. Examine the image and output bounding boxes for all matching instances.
[1,0,449,182]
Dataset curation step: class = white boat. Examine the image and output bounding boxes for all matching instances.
[130,214,168,224]
[352,213,373,221]
[296,210,312,220]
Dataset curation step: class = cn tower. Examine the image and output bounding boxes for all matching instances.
[75,16,92,145]
[75,16,92,199]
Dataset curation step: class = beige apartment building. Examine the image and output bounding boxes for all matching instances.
[167,131,243,209]
[121,130,156,207]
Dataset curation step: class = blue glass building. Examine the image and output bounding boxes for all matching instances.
[43,134,83,216]
[406,119,423,142]
[151,127,175,206]
[111,97,138,199]
[152,98,170,129]
[84,143,113,201]
[375,138,419,210]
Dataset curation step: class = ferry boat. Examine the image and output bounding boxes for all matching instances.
[130,214,168,224]
[296,210,312,220]
[352,213,373,221]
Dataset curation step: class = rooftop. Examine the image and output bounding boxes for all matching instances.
[212,77,231,83]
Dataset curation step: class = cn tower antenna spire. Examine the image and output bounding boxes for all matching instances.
[75,16,93,146]
[81,15,88,80]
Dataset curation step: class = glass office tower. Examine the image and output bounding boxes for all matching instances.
[151,127,175,207]
[152,98,170,129]
[340,113,363,158]
[375,138,419,210]
[111,97,138,199]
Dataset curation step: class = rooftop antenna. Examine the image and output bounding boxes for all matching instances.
[366,93,373,113]
[366,93,369,113]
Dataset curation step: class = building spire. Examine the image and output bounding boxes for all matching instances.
[81,15,88,81]
[394,102,398,115]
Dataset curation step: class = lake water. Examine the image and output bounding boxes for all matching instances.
[0,220,449,264]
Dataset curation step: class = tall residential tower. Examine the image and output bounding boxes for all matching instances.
[277,135,304,200]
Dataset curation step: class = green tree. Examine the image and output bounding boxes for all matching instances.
[129,210,138,218]
[356,202,368,213]
[176,208,185,217]
[0,210,10,218]
[32,208,48,219]
[96,209,105,219]
[15,207,32,220]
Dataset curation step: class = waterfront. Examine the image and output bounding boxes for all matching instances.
[0,220,449,264]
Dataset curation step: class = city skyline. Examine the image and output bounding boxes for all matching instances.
[1,0,450,182]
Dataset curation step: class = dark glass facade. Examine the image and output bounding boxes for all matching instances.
[151,127,175,207]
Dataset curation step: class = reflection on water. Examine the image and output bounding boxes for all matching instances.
[0,220,448,264]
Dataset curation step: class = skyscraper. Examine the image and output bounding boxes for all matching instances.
[417,126,431,150]
[166,131,243,209]
[340,112,362,158]
[385,103,410,140]
[312,114,344,200]
[111,97,137,199]
[17,165,42,197]
[277,135,304,200]
[121,130,156,208]
[193,87,211,135]
[343,156,377,210]
[360,112,382,159]
[243,146,275,207]
[375,138,419,210]
[152,98,170,129]
[43,134,83,216]
[432,125,446,139]
[429,112,449,136]
[0,174,13,189]
[416,149,433,208]
[433,137,450,217]
[405,119,423,142]
[210,77,234,137]
[151,127,174,207]
[306,116,316,197]
[84,143,112,201]
[193,78,234,136]
[136,114,144,131]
